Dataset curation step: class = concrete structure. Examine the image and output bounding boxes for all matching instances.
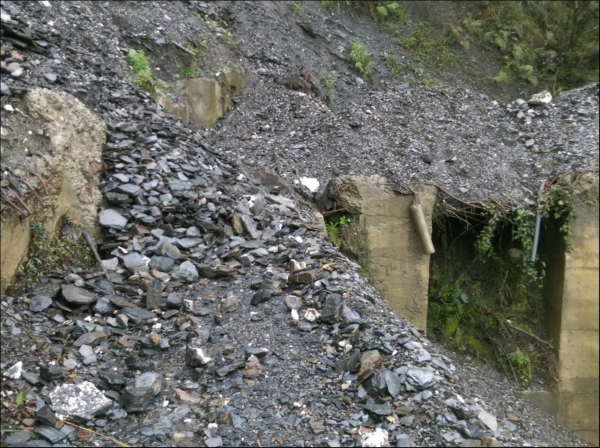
[324,176,437,331]
[325,174,598,443]
[157,66,247,129]
[534,173,599,445]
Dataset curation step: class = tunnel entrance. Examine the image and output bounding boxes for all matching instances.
[427,203,559,389]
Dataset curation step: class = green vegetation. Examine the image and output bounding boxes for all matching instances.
[220,32,238,47]
[374,2,406,25]
[180,65,197,78]
[325,212,352,247]
[398,22,456,68]
[11,220,95,294]
[450,1,599,93]
[321,73,335,107]
[429,183,576,388]
[346,41,373,79]
[381,52,404,79]
[127,49,150,73]
[421,77,441,87]
[505,349,531,387]
[474,184,576,288]
[127,49,162,95]
[186,44,202,59]
[289,2,303,17]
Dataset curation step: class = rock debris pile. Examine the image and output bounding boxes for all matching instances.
[0,1,594,447]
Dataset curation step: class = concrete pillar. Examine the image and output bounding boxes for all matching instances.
[330,176,436,330]
[541,173,599,445]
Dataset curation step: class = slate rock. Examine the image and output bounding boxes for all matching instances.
[33,426,65,444]
[186,338,212,367]
[405,367,436,389]
[251,288,271,306]
[159,241,181,259]
[289,270,317,284]
[40,365,64,382]
[48,381,112,421]
[284,295,303,311]
[478,409,498,431]
[150,256,175,272]
[99,209,128,229]
[206,437,223,448]
[43,73,58,83]
[61,285,97,305]
[321,294,343,323]
[363,403,393,416]
[73,331,107,347]
[215,360,245,377]
[6,431,31,445]
[385,370,402,397]
[122,252,148,274]
[121,372,162,413]
[220,295,240,313]
[122,307,156,324]
[35,405,57,426]
[30,295,53,312]
[93,296,118,314]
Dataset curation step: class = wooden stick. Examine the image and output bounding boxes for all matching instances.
[63,421,130,447]
[82,229,108,278]
[322,208,347,216]
[507,322,553,348]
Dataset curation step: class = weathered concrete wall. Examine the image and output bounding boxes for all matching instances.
[329,176,437,330]
[0,89,106,293]
[0,213,30,293]
[558,173,599,445]
[536,173,599,445]
[157,66,247,128]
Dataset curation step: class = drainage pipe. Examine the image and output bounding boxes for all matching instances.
[531,180,546,262]
[410,197,435,255]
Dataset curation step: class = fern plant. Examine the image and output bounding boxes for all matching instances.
[326,222,342,247]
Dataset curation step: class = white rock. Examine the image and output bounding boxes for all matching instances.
[477,409,498,431]
[304,308,320,322]
[49,381,112,421]
[300,177,320,193]
[528,90,552,105]
[3,361,23,379]
[291,309,299,322]
[360,427,389,447]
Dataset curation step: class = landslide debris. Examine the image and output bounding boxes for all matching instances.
[0,2,594,448]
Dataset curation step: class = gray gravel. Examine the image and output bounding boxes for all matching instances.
[0,1,596,447]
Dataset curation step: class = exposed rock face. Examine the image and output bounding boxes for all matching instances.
[22,88,106,232]
[0,88,106,293]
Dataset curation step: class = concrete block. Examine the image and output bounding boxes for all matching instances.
[0,214,30,294]
[521,390,559,418]
[560,392,599,431]
[574,430,599,446]
[562,268,599,331]
[558,330,599,383]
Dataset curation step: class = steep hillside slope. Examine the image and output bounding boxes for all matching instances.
[0,1,596,447]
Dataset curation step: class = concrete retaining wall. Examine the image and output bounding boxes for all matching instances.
[534,173,599,445]
[326,176,437,331]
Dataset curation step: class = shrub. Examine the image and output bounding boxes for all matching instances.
[127,49,150,74]
[347,41,373,79]
[321,73,335,106]
[181,65,197,78]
